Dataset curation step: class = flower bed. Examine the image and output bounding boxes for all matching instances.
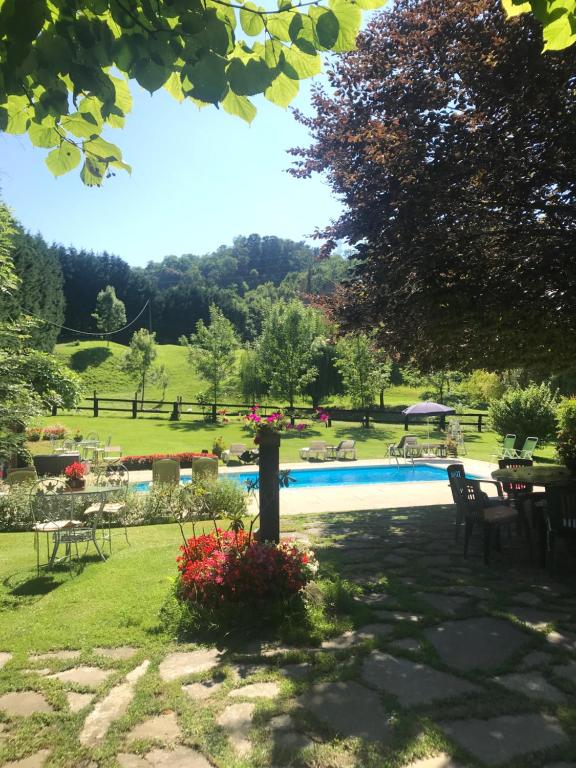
[119,451,217,471]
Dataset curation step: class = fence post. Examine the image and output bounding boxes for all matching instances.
[170,399,180,421]
[478,414,483,433]
[132,394,138,419]
[93,390,98,418]
[404,416,409,431]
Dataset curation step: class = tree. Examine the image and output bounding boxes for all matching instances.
[334,334,378,411]
[0,0,383,186]
[123,328,157,408]
[489,382,558,446]
[151,363,170,402]
[182,305,239,404]
[20,350,83,410]
[304,339,343,408]
[257,300,321,409]
[92,285,127,344]
[239,346,268,405]
[292,0,576,374]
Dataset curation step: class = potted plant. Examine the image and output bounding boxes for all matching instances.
[64,461,87,490]
[73,430,83,443]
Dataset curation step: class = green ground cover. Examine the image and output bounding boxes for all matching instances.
[1,508,575,767]
[34,412,557,464]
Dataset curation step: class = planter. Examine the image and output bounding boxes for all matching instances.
[255,429,281,449]
[66,477,86,491]
[33,453,81,477]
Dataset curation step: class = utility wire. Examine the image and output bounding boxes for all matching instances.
[21,299,151,337]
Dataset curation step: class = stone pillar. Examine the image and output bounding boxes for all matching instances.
[257,429,280,543]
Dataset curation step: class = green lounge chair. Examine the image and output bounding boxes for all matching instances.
[513,436,538,460]
[152,458,180,486]
[192,456,218,482]
[493,434,517,459]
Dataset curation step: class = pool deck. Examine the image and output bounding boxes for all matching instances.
[130,457,496,517]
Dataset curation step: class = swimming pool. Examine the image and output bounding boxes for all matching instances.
[132,463,451,492]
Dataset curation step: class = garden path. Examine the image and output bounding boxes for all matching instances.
[1,504,575,767]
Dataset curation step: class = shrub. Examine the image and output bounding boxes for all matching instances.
[556,398,576,462]
[489,383,558,447]
[42,424,68,440]
[0,483,32,531]
[460,370,504,408]
[25,427,42,442]
[212,436,226,457]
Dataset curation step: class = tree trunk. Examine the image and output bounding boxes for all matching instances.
[379,388,384,409]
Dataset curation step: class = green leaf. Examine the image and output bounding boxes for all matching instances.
[61,111,100,139]
[240,2,265,35]
[282,44,321,78]
[543,9,576,50]
[29,122,60,148]
[84,136,123,162]
[164,71,185,102]
[277,0,292,8]
[501,0,531,17]
[5,96,30,134]
[328,0,362,51]
[45,143,81,177]
[78,97,104,129]
[267,12,292,41]
[264,39,285,68]
[133,60,169,93]
[227,57,275,96]
[310,7,340,50]
[289,14,316,48]
[264,71,299,107]
[110,74,133,115]
[111,159,132,174]
[183,53,228,103]
[221,89,257,123]
[80,157,107,186]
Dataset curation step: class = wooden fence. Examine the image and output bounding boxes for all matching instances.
[53,392,487,432]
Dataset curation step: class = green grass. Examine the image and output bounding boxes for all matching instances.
[34,412,558,464]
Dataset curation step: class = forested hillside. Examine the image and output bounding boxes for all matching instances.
[46,234,349,345]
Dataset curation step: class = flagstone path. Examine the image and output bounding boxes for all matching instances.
[1,505,575,766]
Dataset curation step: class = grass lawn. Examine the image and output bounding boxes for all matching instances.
[34,412,558,464]
[1,507,575,767]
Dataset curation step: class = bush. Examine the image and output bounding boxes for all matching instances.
[25,427,42,442]
[461,370,504,408]
[556,398,576,462]
[489,383,558,447]
[212,436,225,457]
[0,484,32,531]
[42,424,68,440]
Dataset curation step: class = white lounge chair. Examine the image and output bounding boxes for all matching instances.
[335,440,356,460]
[300,441,328,460]
[221,444,248,465]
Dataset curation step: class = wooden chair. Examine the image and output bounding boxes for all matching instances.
[544,484,576,575]
[455,477,518,564]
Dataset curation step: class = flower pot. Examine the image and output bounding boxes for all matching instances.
[66,477,86,491]
[255,429,281,448]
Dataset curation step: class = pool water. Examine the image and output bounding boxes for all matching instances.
[132,463,450,492]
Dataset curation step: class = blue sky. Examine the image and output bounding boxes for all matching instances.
[0,77,341,267]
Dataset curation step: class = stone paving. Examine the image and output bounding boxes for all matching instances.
[1,504,575,767]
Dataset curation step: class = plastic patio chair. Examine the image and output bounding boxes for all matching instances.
[513,437,539,460]
[152,458,181,486]
[335,440,357,460]
[192,456,219,482]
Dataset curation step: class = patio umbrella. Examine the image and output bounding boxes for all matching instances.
[402,401,456,443]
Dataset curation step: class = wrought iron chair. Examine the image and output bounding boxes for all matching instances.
[543,484,576,575]
[29,478,105,573]
[454,477,518,564]
[85,463,131,551]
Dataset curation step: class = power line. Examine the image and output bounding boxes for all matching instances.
[21,299,151,337]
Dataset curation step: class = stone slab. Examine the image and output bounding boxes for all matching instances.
[362,651,480,707]
[117,746,212,768]
[416,593,470,616]
[402,756,464,768]
[519,651,554,670]
[4,750,51,768]
[94,646,138,660]
[439,713,567,765]
[425,618,528,671]
[0,691,54,716]
[182,680,223,700]
[80,660,150,746]
[127,712,181,744]
[48,666,113,689]
[66,692,95,713]
[29,650,80,662]
[0,652,12,669]
[513,592,542,607]
[280,663,311,681]
[389,638,422,653]
[357,624,394,639]
[158,649,221,681]
[229,682,280,699]
[374,610,422,623]
[442,586,491,599]
[547,631,576,653]
[298,680,392,742]
[507,607,567,628]
[551,663,576,686]
[493,671,565,703]
[216,702,255,756]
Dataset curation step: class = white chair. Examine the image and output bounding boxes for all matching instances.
[221,444,248,465]
[300,441,328,460]
[335,440,356,460]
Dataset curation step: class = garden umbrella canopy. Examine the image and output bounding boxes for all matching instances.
[402,402,456,444]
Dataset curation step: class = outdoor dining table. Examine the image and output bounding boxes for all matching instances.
[491,465,576,566]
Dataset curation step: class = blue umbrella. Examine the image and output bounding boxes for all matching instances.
[402,401,455,443]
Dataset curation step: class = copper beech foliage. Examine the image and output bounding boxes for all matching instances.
[291,0,576,372]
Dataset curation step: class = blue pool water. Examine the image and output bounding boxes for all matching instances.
[132,464,450,492]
